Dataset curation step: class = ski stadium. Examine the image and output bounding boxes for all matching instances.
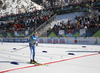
[0,0,100,73]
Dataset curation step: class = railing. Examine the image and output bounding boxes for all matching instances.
[35,14,57,37]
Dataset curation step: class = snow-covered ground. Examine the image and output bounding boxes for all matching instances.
[0,43,100,73]
[57,12,87,24]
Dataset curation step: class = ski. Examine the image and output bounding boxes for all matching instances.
[27,62,48,66]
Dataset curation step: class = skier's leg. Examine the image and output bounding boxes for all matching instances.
[32,45,35,60]
[30,46,33,63]
[32,45,37,63]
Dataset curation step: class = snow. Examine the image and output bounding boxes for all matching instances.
[0,43,100,73]
[57,12,87,24]
[0,0,43,16]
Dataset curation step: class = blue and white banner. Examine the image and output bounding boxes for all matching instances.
[0,37,100,45]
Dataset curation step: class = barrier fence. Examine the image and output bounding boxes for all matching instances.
[47,28,100,37]
[0,37,100,45]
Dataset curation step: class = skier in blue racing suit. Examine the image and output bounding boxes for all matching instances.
[29,31,38,63]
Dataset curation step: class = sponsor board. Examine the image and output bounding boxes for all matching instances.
[1,38,28,43]
[59,37,66,44]
[21,38,28,42]
[38,37,44,43]
[53,37,58,44]
[68,38,96,45]
[9,38,14,42]
[0,38,3,42]
[0,37,100,45]
[97,37,100,45]
[47,37,52,43]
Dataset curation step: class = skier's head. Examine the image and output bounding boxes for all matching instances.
[33,31,37,36]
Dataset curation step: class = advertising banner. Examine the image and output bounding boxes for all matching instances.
[14,31,18,36]
[80,29,86,36]
[8,38,14,42]
[46,37,53,43]
[21,38,28,42]
[59,37,65,44]
[53,37,58,44]
[25,31,29,36]
[68,37,75,44]
[0,38,3,42]
[97,37,100,45]
[14,38,21,42]
[38,37,45,43]
[0,37,99,45]
[68,37,96,45]
[3,38,9,42]
[59,30,64,35]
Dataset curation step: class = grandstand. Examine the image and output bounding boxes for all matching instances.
[0,0,100,42]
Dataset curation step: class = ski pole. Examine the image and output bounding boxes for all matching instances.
[11,45,29,53]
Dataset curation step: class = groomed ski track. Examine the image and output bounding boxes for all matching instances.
[0,43,100,73]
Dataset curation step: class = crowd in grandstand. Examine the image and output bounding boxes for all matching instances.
[48,1,100,31]
[51,14,100,30]
[0,9,54,33]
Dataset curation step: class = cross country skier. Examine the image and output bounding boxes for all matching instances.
[29,31,38,64]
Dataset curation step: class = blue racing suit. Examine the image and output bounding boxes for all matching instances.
[35,35,38,44]
[29,35,37,60]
